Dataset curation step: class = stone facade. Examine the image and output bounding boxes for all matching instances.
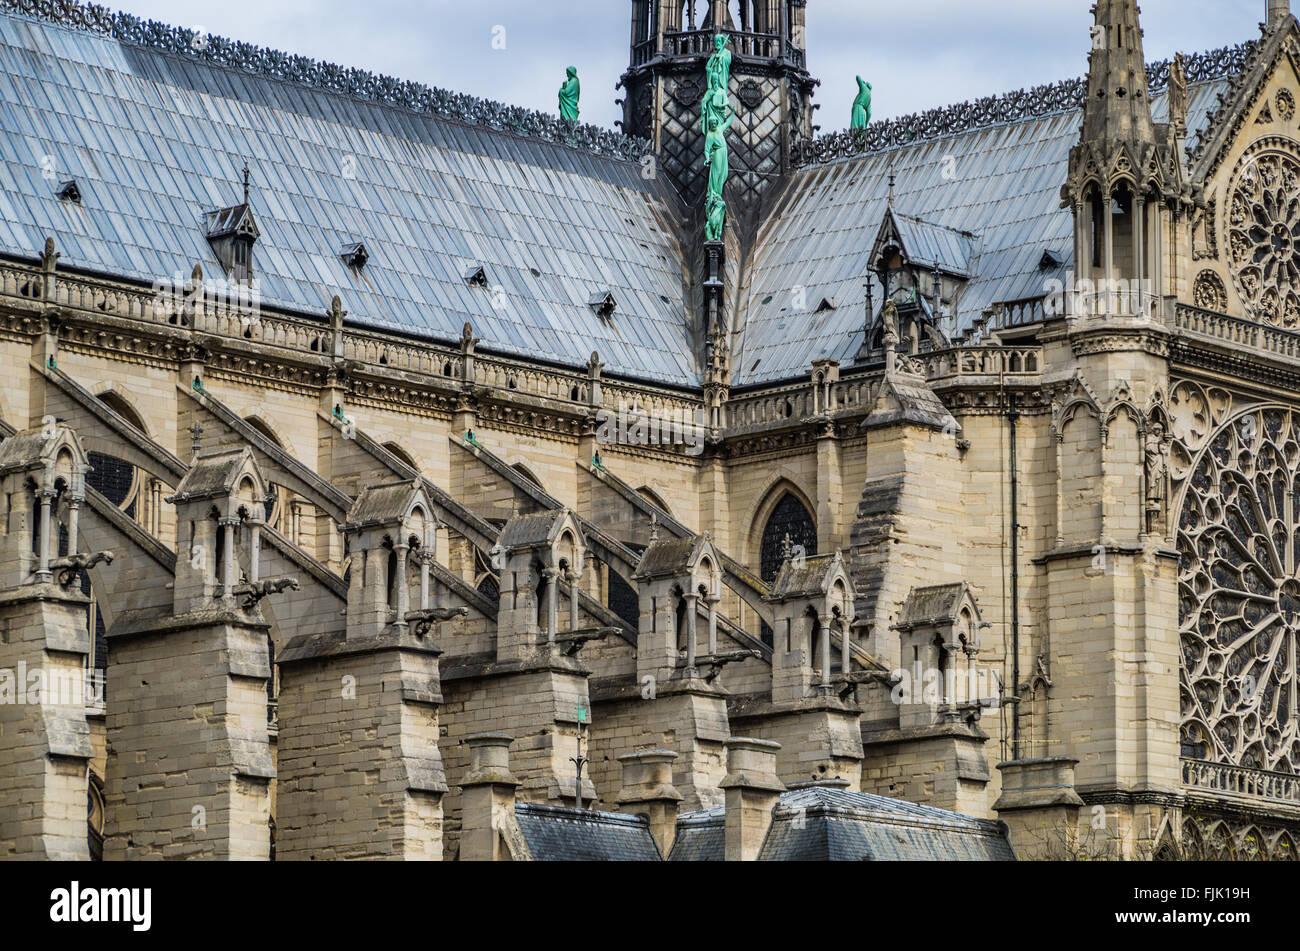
[4,0,1300,862]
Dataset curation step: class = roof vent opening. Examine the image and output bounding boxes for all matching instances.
[463,264,489,287]
[1039,249,1063,270]
[340,241,369,271]
[205,162,259,284]
[815,298,836,313]
[56,179,81,204]
[589,291,617,321]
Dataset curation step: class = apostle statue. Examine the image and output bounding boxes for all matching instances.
[558,66,580,122]
[705,194,727,242]
[852,76,872,130]
[705,33,732,95]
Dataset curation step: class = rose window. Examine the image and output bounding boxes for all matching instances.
[1178,408,1300,773]
[1228,151,1300,327]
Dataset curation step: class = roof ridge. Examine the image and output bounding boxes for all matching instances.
[0,0,651,163]
[795,41,1258,167]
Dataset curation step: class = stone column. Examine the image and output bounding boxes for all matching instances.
[459,733,525,862]
[683,592,699,669]
[394,543,410,629]
[0,584,94,859]
[720,738,785,862]
[36,489,54,581]
[617,750,682,858]
[994,756,1086,860]
[219,517,238,599]
[276,631,447,860]
[104,610,274,859]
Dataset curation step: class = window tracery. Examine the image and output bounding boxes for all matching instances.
[1177,407,1300,773]
[1228,149,1300,327]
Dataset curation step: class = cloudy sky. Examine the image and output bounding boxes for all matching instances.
[107,0,1264,131]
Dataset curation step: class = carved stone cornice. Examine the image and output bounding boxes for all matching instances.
[1068,324,1173,358]
[1170,337,1300,395]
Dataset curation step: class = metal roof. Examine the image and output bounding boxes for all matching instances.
[0,9,695,385]
[0,3,1245,390]
[513,802,663,861]
[888,210,977,278]
[732,81,1226,386]
[668,786,1015,861]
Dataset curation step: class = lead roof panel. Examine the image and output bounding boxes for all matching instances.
[732,81,1226,386]
[0,10,695,386]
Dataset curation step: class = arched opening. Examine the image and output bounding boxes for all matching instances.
[384,441,418,470]
[535,563,550,633]
[757,490,817,645]
[87,392,151,521]
[245,417,287,530]
[806,605,821,665]
[512,463,544,491]
[674,586,688,654]
[607,568,638,629]
[637,486,672,519]
[384,541,398,613]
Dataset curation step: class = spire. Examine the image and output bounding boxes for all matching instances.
[1082,0,1155,147]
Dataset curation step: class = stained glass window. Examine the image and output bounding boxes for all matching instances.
[759,493,817,646]
[1178,408,1300,773]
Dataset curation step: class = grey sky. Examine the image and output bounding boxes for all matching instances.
[106,0,1263,131]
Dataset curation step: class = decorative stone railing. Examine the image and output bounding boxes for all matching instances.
[1182,758,1300,807]
[633,28,799,67]
[0,258,705,423]
[923,346,1042,382]
[1174,303,1300,361]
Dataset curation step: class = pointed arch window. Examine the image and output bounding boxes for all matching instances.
[758,492,817,645]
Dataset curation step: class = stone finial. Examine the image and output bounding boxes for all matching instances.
[462,733,518,787]
[719,737,785,862]
[617,749,682,858]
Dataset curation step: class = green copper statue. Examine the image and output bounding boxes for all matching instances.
[706,32,732,94]
[852,76,872,130]
[702,34,733,241]
[558,66,580,122]
[704,109,730,208]
[705,194,727,242]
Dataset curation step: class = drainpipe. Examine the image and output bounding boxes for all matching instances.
[1008,392,1021,760]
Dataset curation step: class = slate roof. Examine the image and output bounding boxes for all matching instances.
[498,509,572,550]
[888,210,978,278]
[732,81,1227,386]
[514,802,662,861]
[0,2,1245,391]
[766,551,847,601]
[169,447,253,501]
[0,8,694,385]
[633,533,716,581]
[896,583,972,628]
[345,480,421,529]
[668,786,1014,861]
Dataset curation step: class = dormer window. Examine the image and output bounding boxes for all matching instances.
[589,290,617,321]
[205,164,259,285]
[340,241,369,271]
[463,264,489,287]
[56,179,81,204]
[205,203,259,284]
